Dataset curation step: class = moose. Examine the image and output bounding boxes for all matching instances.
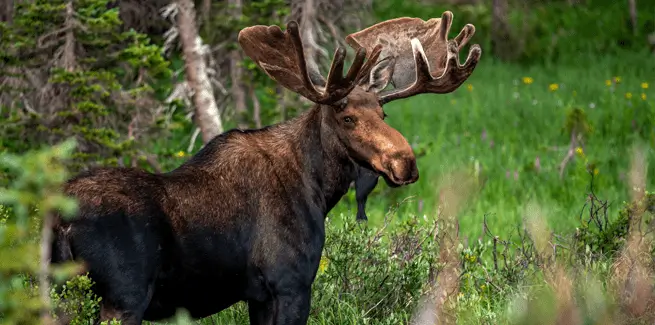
[50,11,481,325]
[354,166,380,221]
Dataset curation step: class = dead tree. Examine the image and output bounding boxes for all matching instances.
[228,0,248,129]
[176,0,224,143]
[49,12,481,325]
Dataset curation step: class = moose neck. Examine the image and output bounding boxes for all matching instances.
[293,104,358,214]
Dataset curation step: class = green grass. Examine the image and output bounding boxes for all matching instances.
[331,51,655,241]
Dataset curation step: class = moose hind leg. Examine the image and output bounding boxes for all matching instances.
[71,213,160,325]
[248,288,312,325]
[99,281,155,325]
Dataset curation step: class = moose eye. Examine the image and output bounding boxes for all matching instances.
[343,116,354,124]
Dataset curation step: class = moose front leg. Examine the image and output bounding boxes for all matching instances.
[248,286,312,325]
[355,166,380,222]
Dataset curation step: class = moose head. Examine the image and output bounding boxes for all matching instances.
[238,11,481,188]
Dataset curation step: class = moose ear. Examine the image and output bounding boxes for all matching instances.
[366,57,395,93]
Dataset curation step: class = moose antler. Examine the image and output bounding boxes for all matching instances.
[238,21,383,105]
[345,11,482,104]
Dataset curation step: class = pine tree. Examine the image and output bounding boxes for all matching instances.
[0,0,174,171]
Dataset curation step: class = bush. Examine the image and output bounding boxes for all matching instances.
[311,213,440,324]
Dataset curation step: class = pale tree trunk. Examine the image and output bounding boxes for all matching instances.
[249,85,262,128]
[299,0,320,75]
[277,85,288,122]
[228,0,248,129]
[288,0,325,108]
[628,0,638,35]
[176,0,224,144]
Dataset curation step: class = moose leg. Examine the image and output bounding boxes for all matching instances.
[248,287,311,325]
[70,214,160,325]
[247,299,274,325]
[98,281,154,325]
[355,167,380,221]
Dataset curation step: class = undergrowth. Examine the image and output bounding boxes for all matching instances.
[2,169,651,324]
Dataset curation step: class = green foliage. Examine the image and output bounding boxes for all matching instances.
[574,187,655,262]
[0,0,174,171]
[50,274,103,325]
[312,215,439,323]
[0,139,79,325]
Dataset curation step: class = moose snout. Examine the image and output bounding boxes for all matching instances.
[385,154,419,186]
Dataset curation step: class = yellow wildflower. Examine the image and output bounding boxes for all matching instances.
[614,76,621,84]
[549,83,559,91]
[466,84,473,92]
[605,79,612,86]
[522,77,534,85]
[625,92,632,99]
[175,151,186,158]
[594,168,599,175]
[319,257,329,273]
[572,90,577,97]
[641,93,647,100]
[575,147,584,156]
[641,82,649,89]
[480,284,487,290]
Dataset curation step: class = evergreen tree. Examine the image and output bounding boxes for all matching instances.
[0,0,174,171]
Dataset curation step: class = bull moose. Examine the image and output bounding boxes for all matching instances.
[50,11,481,325]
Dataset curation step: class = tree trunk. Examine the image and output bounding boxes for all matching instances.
[277,85,287,122]
[39,211,55,325]
[300,0,320,75]
[0,0,13,23]
[628,0,638,35]
[249,85,262,128]
[491,0,513,60]
[176,0,224,144]
[228,0,248,129]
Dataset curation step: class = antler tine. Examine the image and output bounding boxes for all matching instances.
[323,45,383,102]
[322,47,352,101]
[352,45,383,85]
